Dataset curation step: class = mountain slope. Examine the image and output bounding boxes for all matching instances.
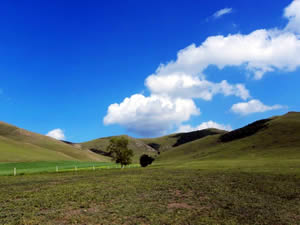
[81,135,157,162]
[140,128,227,152]
[158,112,300,163]
[0,122,108,162]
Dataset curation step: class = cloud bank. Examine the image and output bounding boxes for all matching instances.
[104,1,298,136]
[46,129,65,140]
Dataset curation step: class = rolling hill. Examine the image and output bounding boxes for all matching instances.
[80,129,226,162]
[0,121,108,162]
[2,112,300,165]
[157,112,300,166]
[80,135,157,162]
[140,128,227,152]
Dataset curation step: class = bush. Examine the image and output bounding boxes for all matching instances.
[140,154,155,167]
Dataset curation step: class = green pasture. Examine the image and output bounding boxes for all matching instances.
[0,166,299,225]
[0,161,140,176]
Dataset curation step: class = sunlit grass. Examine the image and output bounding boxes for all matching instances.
[0,161,140,176]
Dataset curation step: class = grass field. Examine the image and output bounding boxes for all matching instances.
[0,165,299,225]
[0,161,140,176]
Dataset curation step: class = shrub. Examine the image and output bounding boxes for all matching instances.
[140,154,155,167]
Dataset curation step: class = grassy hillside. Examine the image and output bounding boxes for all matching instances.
[81,135,157,162]
[157,112,300,167]
[140,128,226,152]
[1,113,300,225]
[0,122,108,162]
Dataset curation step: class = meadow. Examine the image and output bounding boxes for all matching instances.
[0,162,300,225]
[0,161,140,176]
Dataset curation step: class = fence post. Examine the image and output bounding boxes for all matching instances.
[14,168,16,176]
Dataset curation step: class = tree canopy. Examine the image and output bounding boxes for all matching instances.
[107,137,133,168]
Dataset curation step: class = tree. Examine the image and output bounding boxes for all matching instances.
[139,154,155,167]
[107,137,134,168]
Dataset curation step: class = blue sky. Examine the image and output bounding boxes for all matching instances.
[0,0,299,142]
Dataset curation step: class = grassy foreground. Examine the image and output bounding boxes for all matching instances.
[0,164,300,225]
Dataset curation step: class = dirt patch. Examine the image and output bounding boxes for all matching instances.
[174,190,182,197]
[168,203,193,209]
[171,189,194,198]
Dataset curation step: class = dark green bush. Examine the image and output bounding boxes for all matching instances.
[140,154,155,167]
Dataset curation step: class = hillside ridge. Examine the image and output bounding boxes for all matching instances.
[0,122,107,162]
[157,112,300,163]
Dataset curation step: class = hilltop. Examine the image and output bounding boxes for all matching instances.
[0,122,108,162]
[157,112,300,166]
[140,128,226,152]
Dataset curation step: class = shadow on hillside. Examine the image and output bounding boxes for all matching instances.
[219,119,272,143]
[172,129,225,147]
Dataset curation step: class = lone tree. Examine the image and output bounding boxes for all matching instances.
[107,137,134,168]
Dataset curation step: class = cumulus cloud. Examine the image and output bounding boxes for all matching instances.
[103,94,199,136]
[154,29,300,80]
[46,129,65,140]
[213,8,233,19]
[177,121,232,133]
[104,1,297,136]
[150,0,300,80]
[284,0,300,34]
[231,99,283,116]
[146,73,250,100]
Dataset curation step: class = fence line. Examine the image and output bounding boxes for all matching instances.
[5,164,140,176]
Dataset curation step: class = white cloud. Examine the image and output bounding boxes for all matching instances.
[46,129,65,140]
[284,0,300,34]
[103,94,199,136]
[231,99,283,116]
[146,73,250,101]
[213,8,233,19]
[104,1,297,136]
[151,1,300,80]
[154,29,300,80]
[177,121,232,133]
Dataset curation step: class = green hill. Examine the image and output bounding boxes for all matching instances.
[157,112,300,167]
[81,135,157,162]
[2,112,300,165]
[140,128,226,152]
[0,122,108,162]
